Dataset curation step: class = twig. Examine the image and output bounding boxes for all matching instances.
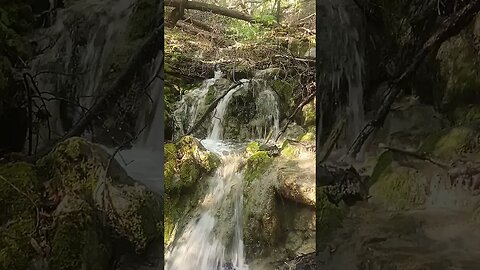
[275,85,315,142]
[379,144,450,169]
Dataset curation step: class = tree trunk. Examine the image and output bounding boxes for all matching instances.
[165,0,255,22]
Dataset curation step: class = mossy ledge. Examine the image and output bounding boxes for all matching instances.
[0,137,163,269]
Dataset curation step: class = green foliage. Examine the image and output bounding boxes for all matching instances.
[254,14,277,26]
[226,20,264,41]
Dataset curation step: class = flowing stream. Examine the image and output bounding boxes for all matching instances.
[166,73,281,269]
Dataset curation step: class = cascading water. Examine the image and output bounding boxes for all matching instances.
[208,81,248,141]
[318,0,365,155]
[30,0,138,146]
[30,0,164,193]
[167,70,282,269]
[165,149,248,270]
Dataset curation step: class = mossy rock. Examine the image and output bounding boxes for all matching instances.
[37,137,133,196]
[451,105,480,125]
[369,164,428,211]
[246,141,261,155]
[243,181,280,258]
[436,29,480,110]
[302,97,316,127]
[419,123,480,160]
[299,131,315,143]
[0,162,40,222]
[49,196,111,270]
[0,217,36,270]
[244,151,272,183]
[316,187,346,241]
[164,136,221,193]
[94,183,163,251]
[280,142,300,159]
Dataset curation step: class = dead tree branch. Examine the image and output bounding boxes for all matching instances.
[347,1,480,157]
[275,85,315,142]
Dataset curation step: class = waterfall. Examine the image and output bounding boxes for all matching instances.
[318,0,365,154]
[174,72,281,142]
[208,82,247,140]
[165,145,248,270]
[30,0,137,146]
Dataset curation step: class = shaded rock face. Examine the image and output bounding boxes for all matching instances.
[0,137,163,269]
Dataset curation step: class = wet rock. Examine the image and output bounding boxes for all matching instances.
[277,167,315,206]
[164,136,221,192]
[49,195,111,270]
[243,151,272,183]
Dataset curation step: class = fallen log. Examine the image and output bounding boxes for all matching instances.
[347,1,480,157]
[165,0,255,22]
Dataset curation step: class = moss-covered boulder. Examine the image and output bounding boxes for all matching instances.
[35,137,162,261]
[164,136,221,193]
[163,136,220,245]
[94,183,162,251]
[369,162,429,211]
[243,177,280,258]
[244,151,272,183]
[280,142,301,159]
[49,195,111,270]
[436,26,480,110]
[0,162,40,222]
[419,122,480,160]
[0,216,36,270]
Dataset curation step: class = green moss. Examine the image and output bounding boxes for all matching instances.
[302,97,316,127]
[244,151,272,183]
[299,132,315,143]
[316,187,345,241]
[246,141,261,155]
[370,151,394,186]
[437,30,480,110]
[280,143,300,159]
[370,165,427,210]
[0,162,40,221]
[36,137,102,195]
[178,158,201,187]
[165,136,220,192]
[127,0,159,40]
[110,186,162,251]
[418,122,480,160]
[49,202,110,270]
[452,105,480,125]
[0,217,36,270]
